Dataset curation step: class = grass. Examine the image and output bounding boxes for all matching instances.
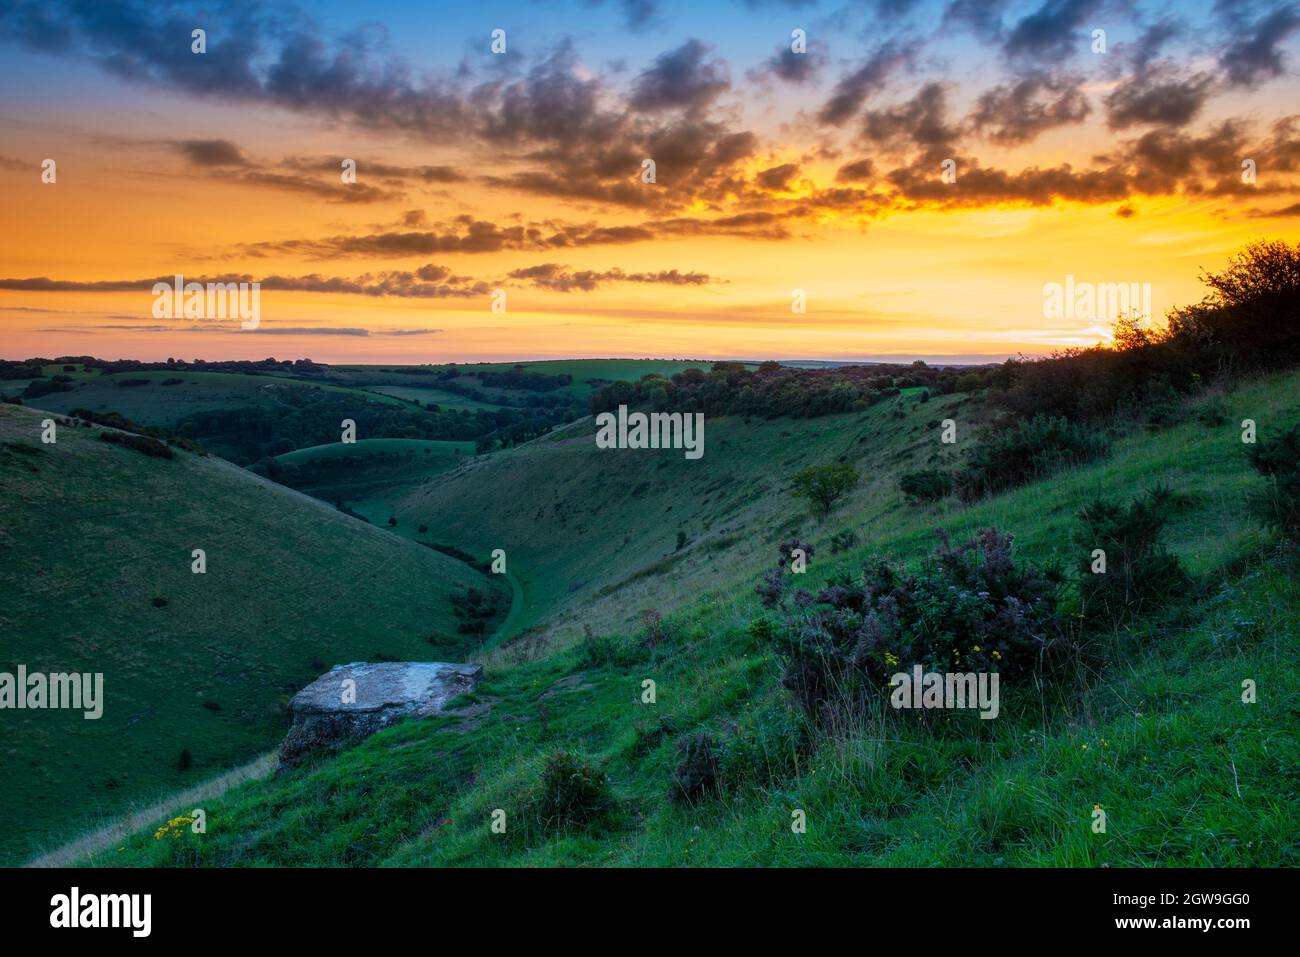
[0,405,505,865]
[89,368,1300,867]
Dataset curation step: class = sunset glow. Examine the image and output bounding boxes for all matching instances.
[2,0,1298,362]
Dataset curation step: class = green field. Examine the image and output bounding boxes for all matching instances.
[83,367,1300,868]
[0,405,505,864]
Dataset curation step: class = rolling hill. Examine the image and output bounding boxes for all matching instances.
[0,403,506,864]
[88,368,1299,867]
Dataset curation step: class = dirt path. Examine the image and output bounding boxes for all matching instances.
[25,752,277,868]
[485,566,527,650]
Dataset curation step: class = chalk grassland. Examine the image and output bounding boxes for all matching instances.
[98,369,1299,867]
[390,370,1297,649]
[0,404,505,865]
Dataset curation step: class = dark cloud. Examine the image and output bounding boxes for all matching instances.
[755,163,800,190]
[967,71,1090,144]
[174,139,249,167]
[1127,17,1184,71]
[0,270,487,299]
[1219,4,1300,87]
[238,170,404,204]
[836,158,876,183]
[886,157,1133,207]
[620,0,660,31]
[861,83,960,156]
[1104,67,1215,129]
[753,40,828,85]
[507,263,713,292]
[942,0,1007,40]
[1003,0,1104,63]
[818,39,920,126]
[237,207,794,260]
[279,156,465,183]
[1247,202,1300,216]
[628,40,730,111]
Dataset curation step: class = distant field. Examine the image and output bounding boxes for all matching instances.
[331,358,730,402]
[362,385,502,411]
[0,405,504,864]
[23,370,405,426]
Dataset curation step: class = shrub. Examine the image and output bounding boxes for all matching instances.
[670,733,720,802]
[640,608,666,648]
[1075,485,1189,627]
[1196,398,1229,427]
[957,415,1108,499]
[579,623,637,668]
[829,529,859,554]
[538,752,612,830]
[790,462,858,518]
[99,430,175,459]
[1247,424,1300,543]
[21,379,73,399]
[755,529,1067,726]
[899,468,953,503]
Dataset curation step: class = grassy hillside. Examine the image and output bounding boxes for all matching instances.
[388,390,969,646]
[94,369,1299,867]
[272,438,476,524]
[0,404,506,864]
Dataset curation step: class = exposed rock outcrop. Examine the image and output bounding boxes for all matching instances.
[279,661,482,770]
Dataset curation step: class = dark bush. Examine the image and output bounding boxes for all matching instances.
[21,379,72,399]
[670,733,720,802]
[538,752,612,830]
[1075,485,1190,627]
[755,529,1068,725]
[829,529,858,554]
[957,415,1108,499]
[1247,424,1300,543]
[99,430,175,459]
[899,468,954,503]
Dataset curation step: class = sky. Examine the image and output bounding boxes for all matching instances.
[1,0,1298,364]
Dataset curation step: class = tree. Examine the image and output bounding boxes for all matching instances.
[791,462,858,518]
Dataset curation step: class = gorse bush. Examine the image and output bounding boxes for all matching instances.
[537,752,613,830]
[1247,424,1300,543]
[755,530,1067,726]
[670,733,720,802]
[957,415,1109,500]
[899,468,954,503]
[1075,485,1189,627]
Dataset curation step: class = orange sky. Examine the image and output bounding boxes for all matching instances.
[2,0,1298,363]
